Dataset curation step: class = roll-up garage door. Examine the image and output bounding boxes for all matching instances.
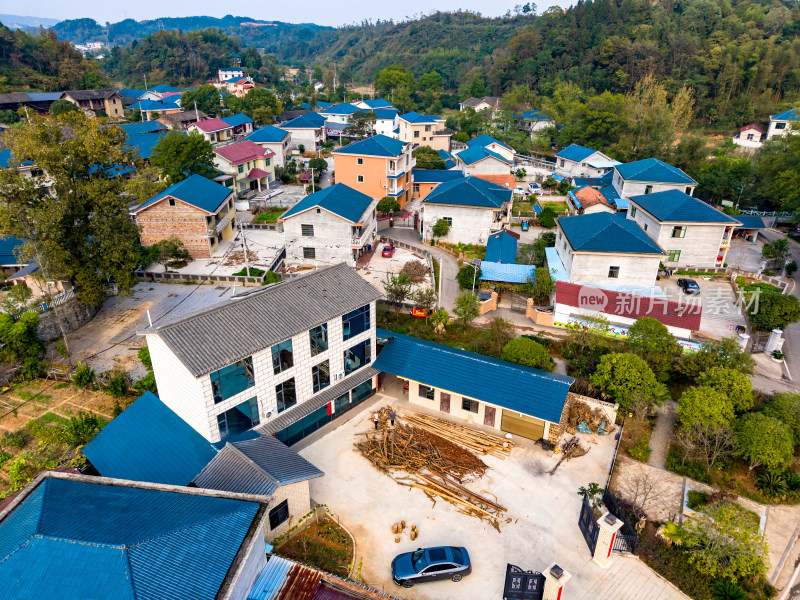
[500,410,545,441]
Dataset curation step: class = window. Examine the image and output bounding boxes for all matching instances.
[671,226,687,238]
[216,397,259,439]
[357,157,363,165]
[414,130,420,138]
[238,164,244,174]
[419,384,435,400]
[747,134,754,141]
[630,206,637,218]
[608,266,620,278]
[301,224,314,237]
[357,175,364,183]
[342,304,370,340]
[271,339,294,374]
[559,159,565,167]
[344,339,371,375]
[210,357,255,403]
[413,183,420,193]
[312,360,330,393]
[168,198,175,207]
[309,323,328,355]
[462,398,479,413]
[425,125,431,132]
[644,223,648,231]
[644,185,653,194]
[274,403,331,446]
[442,217,453,226]
[269,500,289,530]
[667,250,681,262]
[303,247,316,259]
[275,378,297,413]
[685,187,692,195]
[352,380,374,404]
[777,122,787,130]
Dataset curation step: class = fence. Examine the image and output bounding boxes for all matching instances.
[241,222,283,232]
[602,490,639,555]
[134,269,266,286]
[11,289,76,322]
[677,266,789,293]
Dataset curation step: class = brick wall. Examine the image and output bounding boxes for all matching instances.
[264,480,312,542]
[136,199,213,258]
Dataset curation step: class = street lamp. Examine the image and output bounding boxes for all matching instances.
[466,259,481,293]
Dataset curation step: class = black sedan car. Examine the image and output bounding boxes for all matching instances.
[677,278,700,295]
[391,546,471,588]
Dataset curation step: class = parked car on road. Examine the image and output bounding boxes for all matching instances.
[528,183,542,195]
[392,546,471,588]
[677,278,700,294]
[381,245,394,258]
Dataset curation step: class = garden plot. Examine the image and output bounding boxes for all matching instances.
[359,247,433,297]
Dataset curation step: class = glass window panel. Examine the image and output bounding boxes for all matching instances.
[309,323,328,356]
[334,393,350,413]
[216,397,259,439]
[342,305,370,340]
[352,380,374,404]
[271,339,294,374]
[312,360,330,393]
[276,378,297,413]
[269,500,289,530]
[344,340,371,375]
[210,357,254,404]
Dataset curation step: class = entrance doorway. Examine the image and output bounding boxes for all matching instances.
[484,406,496,428]
[439,392,450,413]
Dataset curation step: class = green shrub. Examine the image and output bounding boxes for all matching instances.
[72,362,95,389]
[711,578,747,600]
[263,271,281,284]
[19,357,45,380]
[666,447,712,483]
[783,471,800,492]
[0,429,31,450]
[686,490,709,510]
[137,346,152,371]
[64,411,102,447]
[232,266,265,277]
[104,373,129,398]
[132,372,157,395]
[627,438,652,462]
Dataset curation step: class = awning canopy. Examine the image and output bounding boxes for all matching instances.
[248,168,270,179]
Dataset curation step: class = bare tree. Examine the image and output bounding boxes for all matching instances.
[674,423,736,470]
[613,462,670,518]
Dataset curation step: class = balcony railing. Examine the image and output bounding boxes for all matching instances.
[207,211,232,236]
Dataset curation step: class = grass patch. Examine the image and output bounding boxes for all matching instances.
[232,266,265,277]
[17,391,51,402]
[686,489,708,511]
[276,516,353,577]
[673,270,727,278]
[666,446,712,483]
[254,207,285,224]
[620,416,652,463]
[638,524,713,600]
[52,382,69,390]
[736,277,782,296]
[40,412,69,425]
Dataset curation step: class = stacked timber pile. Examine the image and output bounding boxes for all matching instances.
[355,406,510,531]
[565,400,615,435]
[402,413,513,458]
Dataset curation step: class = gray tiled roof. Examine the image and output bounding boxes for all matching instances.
[257,367,379,436]
[192,436,323,496]
[148,264,382,377]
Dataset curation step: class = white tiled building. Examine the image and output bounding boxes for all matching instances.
[143,264,382,444]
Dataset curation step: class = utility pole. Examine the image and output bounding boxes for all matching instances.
[194,100,199,122]
[239,221,251,275]
[309,168,316,193]
[143,73,148,91]
[437,254,443,309]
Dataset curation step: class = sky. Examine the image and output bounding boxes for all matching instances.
[16,1,564,28]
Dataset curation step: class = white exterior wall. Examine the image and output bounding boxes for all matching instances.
[554,303,692,339]
[219,69,244,81]
[324,114,350,124]
[224,512,269,600]
[767,120,794,140]
[283,127,324,150]
[146,334,214,439]
[375,117,399,138]
[481,143,514,162]
[461,157,512,176]
[255,139,290,166]
[554,228,661,286]
[733,128,764,148]
[422,203,497,244]
[556,151,614,177]
[282,204,377,268]
[148,302,377,443]
[612,170,695,198]
[628,204,731,268]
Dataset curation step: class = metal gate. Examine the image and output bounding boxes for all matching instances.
[578,493,599,555]
[510,294,528,313]
[503,564,544,600]
[603,491,639,554]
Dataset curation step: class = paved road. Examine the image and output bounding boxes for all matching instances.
[383,227,461,311]
[758,229,800,386]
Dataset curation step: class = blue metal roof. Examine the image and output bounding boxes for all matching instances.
[298,102,311,110]
[556,144,598,162]
[119,88,147,99]
[222,113,253,127]
[467,134,512,151]
[400,112,442,124]
[159,95,182,107]
[280,183,373,223]
[120,120,168,135]
[360,98,393,109]
[734,215,767,229]
[615,158,696,185]
[247,125,290,143]
[772,109,799,121]
[559,213,664,254]
[545,247,569,282]
[0,148,33,169]
[438,149,457,169]
[411,168,463,183]
[333,134,405,157]
[0,235,26,265]
[484,230,518,264]
[280,112,326,129]
[372,108,399,119]
[125,131,175,160]
[0,477,260,600]
[374,329,573,423]
[479,261,534,283]
[630,190,741,224]
[135,174,232,214]
[515,109,550,121]
[320,103,361,115]
[456,145,513,166]
[128,99,170,111]
[425,176,511,208]
[316,101,333,110]
[83,392,219,485]
[148,84,180,93]
[248,555,294,600]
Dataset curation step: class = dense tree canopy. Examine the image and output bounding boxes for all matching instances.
[149,131,217,185]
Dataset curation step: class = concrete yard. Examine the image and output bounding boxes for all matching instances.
[297,395,688,600]
[358,246,433,298]
[64,282,235,376]
[656,276,746,340]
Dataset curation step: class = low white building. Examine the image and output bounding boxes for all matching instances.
[555,144,620,178]
[320,103,361,124]
[455,145,514,175]
[555,212,664,287]
[372,108,399,137]
[279,183,377,268]
[733,124,765,148]
[218,67,244,81]
[465,135,516,162]
[627,189,741,268]
[143,264,382,445]
[767,109,798,139]
[246,125,292,166]
[422,176,512,244]
[353,98,394,110]
[459,96,500,113]
[612,157,696,198]
[515,109,554,138]
[280,112,326,150]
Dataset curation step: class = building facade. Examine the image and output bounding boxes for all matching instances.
[555,144,619,178]
[767,109,798,139]
[612,158,697,198]
[246,125,292,165]
[398,112,451,151]
[60,89,124,118]
[214,140,275,196]
[144,265,382,444]
[280,112,326,151]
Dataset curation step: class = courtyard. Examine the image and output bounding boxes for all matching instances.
[656,276,746,340]
[297,394,688,600]
[358,245,433,298]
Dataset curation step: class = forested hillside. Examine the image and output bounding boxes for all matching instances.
[0,25,105,91]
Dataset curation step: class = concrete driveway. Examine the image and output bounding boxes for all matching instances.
[297,395,686,600]
[656,277,746,340]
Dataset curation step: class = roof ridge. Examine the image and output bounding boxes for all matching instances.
[225,442,281,488]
